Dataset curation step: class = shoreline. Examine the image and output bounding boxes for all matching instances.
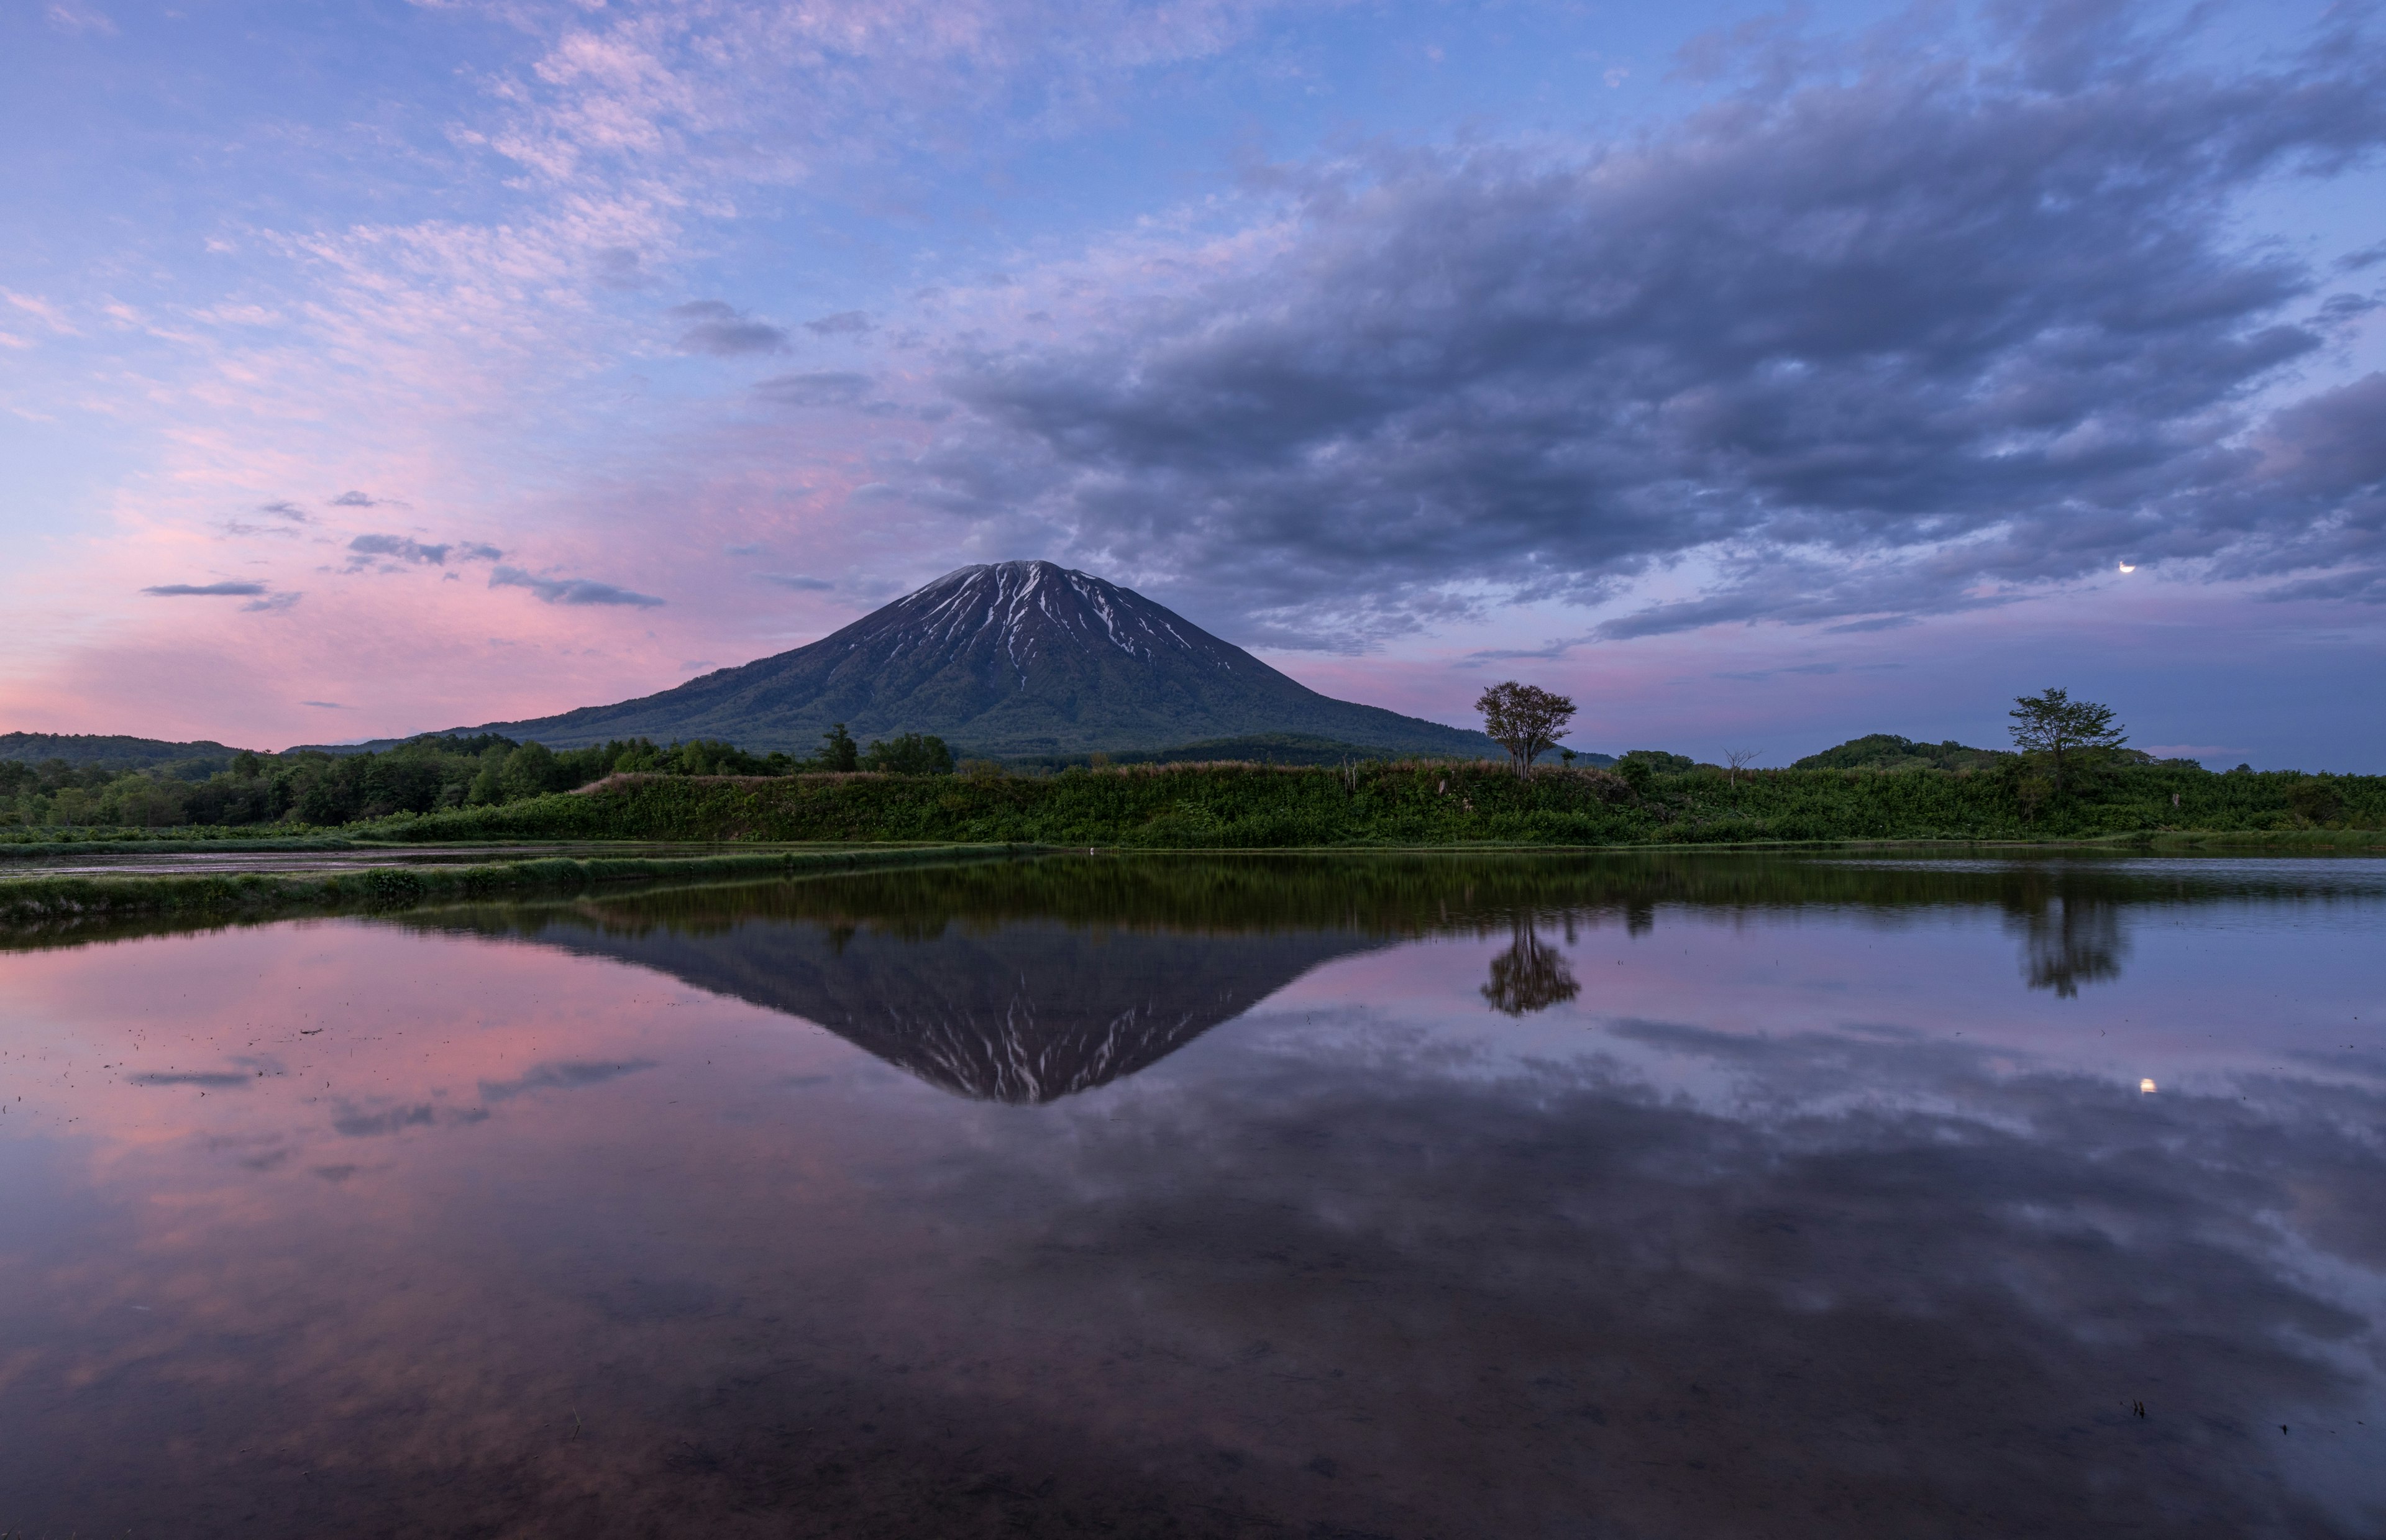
[3,829,2380,936]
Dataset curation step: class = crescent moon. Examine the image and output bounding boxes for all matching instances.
[2118,562,2136,573]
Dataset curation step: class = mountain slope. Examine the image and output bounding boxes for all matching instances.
[0,732,255,771]
[465,560,1499,757]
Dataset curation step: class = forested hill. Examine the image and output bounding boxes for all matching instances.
[1794,735,2013,772]
[0,732,255,772]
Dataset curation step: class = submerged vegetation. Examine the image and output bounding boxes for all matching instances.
[0,844,1002,932]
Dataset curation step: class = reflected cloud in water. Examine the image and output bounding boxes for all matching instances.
[0,852,2380,1536]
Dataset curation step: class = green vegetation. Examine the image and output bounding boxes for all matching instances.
[0,725,950,832]
[1793,734,2013,772]
[347,756,2386,849]
[1476,680,1577,776]
[1005,732,1552,772]
[2007,686,2130,791]
[8,688,2374,851]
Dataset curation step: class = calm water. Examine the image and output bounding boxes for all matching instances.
[2,852,2382,1538]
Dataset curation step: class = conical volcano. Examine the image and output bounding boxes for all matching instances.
[464,560,1494,757]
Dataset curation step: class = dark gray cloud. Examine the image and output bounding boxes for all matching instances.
[347,533,450,567]
[755,370,871,406]
[478,1059,657,1103]
[257,499,312,522]
[240,591,302,613]
[670,299,790,356]
[332,1101,488,1137]
[899,4,2386,646]
[327,490,406,509]
[805,310,873,335]
[490,565,665,607]
[754,572,834,590]
[143,580,267,596]
[592,245,649,290]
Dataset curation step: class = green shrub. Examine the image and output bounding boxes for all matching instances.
[339,758,2386,849]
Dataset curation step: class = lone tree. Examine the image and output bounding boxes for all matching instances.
[2008,686,2125,790]
[1476,680,1577,777]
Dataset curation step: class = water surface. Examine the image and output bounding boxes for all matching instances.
[2,852,2381,1536]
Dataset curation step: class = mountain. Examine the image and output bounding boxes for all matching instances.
[0,732,255,772]
[459,560,1500,758]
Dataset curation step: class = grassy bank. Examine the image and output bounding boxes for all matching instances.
[0,834,360,859]
[350,760,2386,849]
[0,843,1009,929]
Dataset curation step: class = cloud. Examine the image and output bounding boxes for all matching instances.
[2,289,77,335]
[900,6,2386,645]
[754,370,871,406]
[332,1102,487,1137]
[805,311,873,335]
[1711,662,1896,683]
[44,2,116,37]
[328,490,406,508]
[490,565,665,606]
[669,299,789,356]
[257,500,313,523]
[755,572,834,591]
[592,245,649,289]
[144,581,268,597]
[723,542,767,556]
[478,1058,658,1103]
[347,534,452,567]
[241,591,303,613]
[302,700,350,709]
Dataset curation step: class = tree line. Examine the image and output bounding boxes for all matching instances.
[1473,678,2228,815]
[0,724,953,829]
[1,683,2349,834]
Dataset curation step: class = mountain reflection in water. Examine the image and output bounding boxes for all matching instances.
[408,852,2369,1091]
[1,852,2382,1539]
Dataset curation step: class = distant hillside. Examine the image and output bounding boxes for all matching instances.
[0,732,254,773]
[1794,734,2012,772]
[457,561,1504,759]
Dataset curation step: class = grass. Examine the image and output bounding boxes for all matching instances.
[0,825,350,849]
[331,760,2386,850]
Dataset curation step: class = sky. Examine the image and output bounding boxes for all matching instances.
[1,0,2382,768]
